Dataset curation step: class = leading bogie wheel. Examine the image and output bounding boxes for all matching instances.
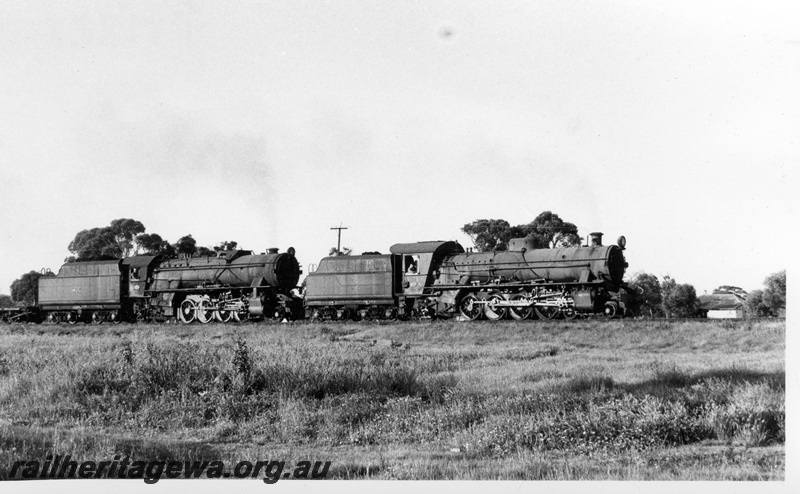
[232,309,249,323]
[603,301,619,318]
[534,305,560,320]
[215,309,234,323]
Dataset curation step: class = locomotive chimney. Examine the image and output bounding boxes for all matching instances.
[267,248,279,254]
[589,232,603,246]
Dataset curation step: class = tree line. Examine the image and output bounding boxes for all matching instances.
[65,218,239,261]
[631,271,785,318]
[742,270,785,317]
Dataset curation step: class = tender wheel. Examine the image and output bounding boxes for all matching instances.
[459,294,483,321]
[91,312,104,325]
[66,312,78,325]
[321,306,336,321]
[484,292,508,321]
[603,301,619,318]
[334,306,351,321]
[110,310,121,324]
[534,305,560,320]
[383,307,398,321]
[196,300,215,324]
[359,308,374,322]
[309,308,329,321]
[178,300,197,324]
[509,294,533,320]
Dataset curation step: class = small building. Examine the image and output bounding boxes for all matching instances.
[697,293,746,319]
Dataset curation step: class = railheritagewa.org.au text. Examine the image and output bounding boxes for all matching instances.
[7,455,331,483]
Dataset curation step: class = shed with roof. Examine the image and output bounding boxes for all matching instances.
[697,293,746,319]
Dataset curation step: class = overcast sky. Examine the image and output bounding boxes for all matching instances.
[1,1,797,297]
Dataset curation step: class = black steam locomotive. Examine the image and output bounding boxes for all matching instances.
[1,232,639,324]
[305,232,639,321]
[2,248,302,324]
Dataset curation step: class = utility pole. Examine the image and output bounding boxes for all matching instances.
[330,224,348,254]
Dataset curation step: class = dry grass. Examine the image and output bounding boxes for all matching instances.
[0,318,785,480]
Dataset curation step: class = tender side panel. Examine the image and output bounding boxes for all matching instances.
[305,255,395,304]
[38,261,122,308]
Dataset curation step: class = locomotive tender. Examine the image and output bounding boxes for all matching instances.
[305,232,639,321]
[1,231,639,324]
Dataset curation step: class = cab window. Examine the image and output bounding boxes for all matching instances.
[405,255,419,274]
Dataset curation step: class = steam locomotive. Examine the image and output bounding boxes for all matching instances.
[1,248,302,324]
[0,232,639,324]
[305,232,639,321]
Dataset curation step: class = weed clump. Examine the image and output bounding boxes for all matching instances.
[231,334,252,387]
[0,351,9,376]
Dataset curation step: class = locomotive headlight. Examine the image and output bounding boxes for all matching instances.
[617,236,627,249]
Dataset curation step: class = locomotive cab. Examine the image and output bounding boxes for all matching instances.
[401,254,426,295]
[122,256,160,298]
[390,241,465,297]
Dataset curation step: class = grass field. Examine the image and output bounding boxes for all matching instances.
[0,318,785,481]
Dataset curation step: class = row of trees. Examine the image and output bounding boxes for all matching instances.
[66,218,240,262]
[461,211,581,251]
[743,270,786,317]
[8,271,52,306]
[630,273,699,318]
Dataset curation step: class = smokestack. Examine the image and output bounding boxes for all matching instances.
[589,232,603,246]
[267,248,279,254]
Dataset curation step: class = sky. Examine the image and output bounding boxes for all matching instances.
[1,0,798,297]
